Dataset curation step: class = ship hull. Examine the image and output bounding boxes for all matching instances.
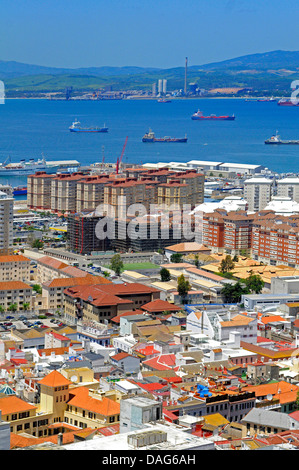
[265,140,299,144]
[191,116,235,120]
[142,138,187,142]
[0,165,60,176]
[70,128,108,133]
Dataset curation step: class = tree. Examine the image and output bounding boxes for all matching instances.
[22,302,30,311]
[110,254,124,276]
[245,272,265,294]
[177,274,191,304]
[8,303,18,312]
[221,282,249,303]
[33,284,42,295]
[32,239,44,249]
[219,255,235,274]
[160,267,171,282]
[194,254,200,268]
[170,253,183,263]
[0,305,4,314]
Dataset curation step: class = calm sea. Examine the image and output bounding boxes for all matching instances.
[1,97,299,188]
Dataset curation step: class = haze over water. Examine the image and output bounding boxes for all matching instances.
[1,97,299,187]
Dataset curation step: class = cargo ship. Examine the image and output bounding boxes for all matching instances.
[142,129,187,142]
[69,119,108,133]
[191,110,235,120]
[277,99,299,106]
[13,186,27,196]
[257,96,276,102]
[265,131,299,144]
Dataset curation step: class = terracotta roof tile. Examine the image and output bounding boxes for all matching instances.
[38,370,72,388]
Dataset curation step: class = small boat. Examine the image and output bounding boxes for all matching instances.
[265,130,299,144]
[157,98,171,103]
[191,110,235,120]
[142,129,187,142]
[69,119,108,132]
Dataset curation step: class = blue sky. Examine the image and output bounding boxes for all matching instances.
[1,0,299,68]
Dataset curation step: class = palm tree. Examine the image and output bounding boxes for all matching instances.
[8,303,18,312]
[22,302,30,312]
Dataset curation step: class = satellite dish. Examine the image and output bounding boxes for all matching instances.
[70,375,78,383]
[266,394,273,401]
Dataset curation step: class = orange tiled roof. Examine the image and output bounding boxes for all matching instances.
[38,256,68,270]
[67,387,120,416]
[141,299,181,313]
[0,281,32,290]
[0,395,37,415]
[243,381,299,404]
[38,370,72,388]
[43,274,111,288]
[0,255,30,263]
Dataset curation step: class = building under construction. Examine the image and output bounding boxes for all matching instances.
[67,211,194,255]
[67,211,110,255]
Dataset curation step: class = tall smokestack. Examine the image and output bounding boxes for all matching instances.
[184,57,188,95]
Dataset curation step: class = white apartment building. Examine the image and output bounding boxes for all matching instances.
[277,178,299,203]
[0,255,31,282]
[243,177,273,211]
[0,281,32,310]
[0,191,14,255]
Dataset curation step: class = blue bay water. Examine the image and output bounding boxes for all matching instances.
[1,97,299,189]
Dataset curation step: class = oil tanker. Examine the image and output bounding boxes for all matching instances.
[142,129,187,142]
[191,110,235,120]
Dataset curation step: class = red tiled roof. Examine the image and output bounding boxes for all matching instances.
[111,310,144,324]
[141,299,181,313]
[111,352,130,362]
[143,354,178,371]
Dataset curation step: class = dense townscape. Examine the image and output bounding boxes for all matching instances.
[1,156,299,452]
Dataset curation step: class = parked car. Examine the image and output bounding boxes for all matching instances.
[6,316,14,320]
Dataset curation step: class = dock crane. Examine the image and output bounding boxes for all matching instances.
[116,136,128,174]
[101,145,105,172]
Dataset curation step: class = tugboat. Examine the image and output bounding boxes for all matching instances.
[265,130,299,144]
[69,119,108,133]
[142,129,187,142]
[191,110,235,120]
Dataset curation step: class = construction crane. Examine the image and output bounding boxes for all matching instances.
[101,145,105,172]
[116,136,128,174]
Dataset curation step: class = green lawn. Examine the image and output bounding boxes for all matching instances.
[122,262,159,271]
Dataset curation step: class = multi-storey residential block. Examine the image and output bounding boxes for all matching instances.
[243,177,273,212]
[0,255,31,282]
[0,281,32,310]
[27,168,204,216]
[64,282,160,324]
[27,171,55,210]
[0,191,14,255]
[277,177,299,203]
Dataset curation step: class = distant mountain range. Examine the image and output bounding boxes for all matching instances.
[2,50,299,94]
